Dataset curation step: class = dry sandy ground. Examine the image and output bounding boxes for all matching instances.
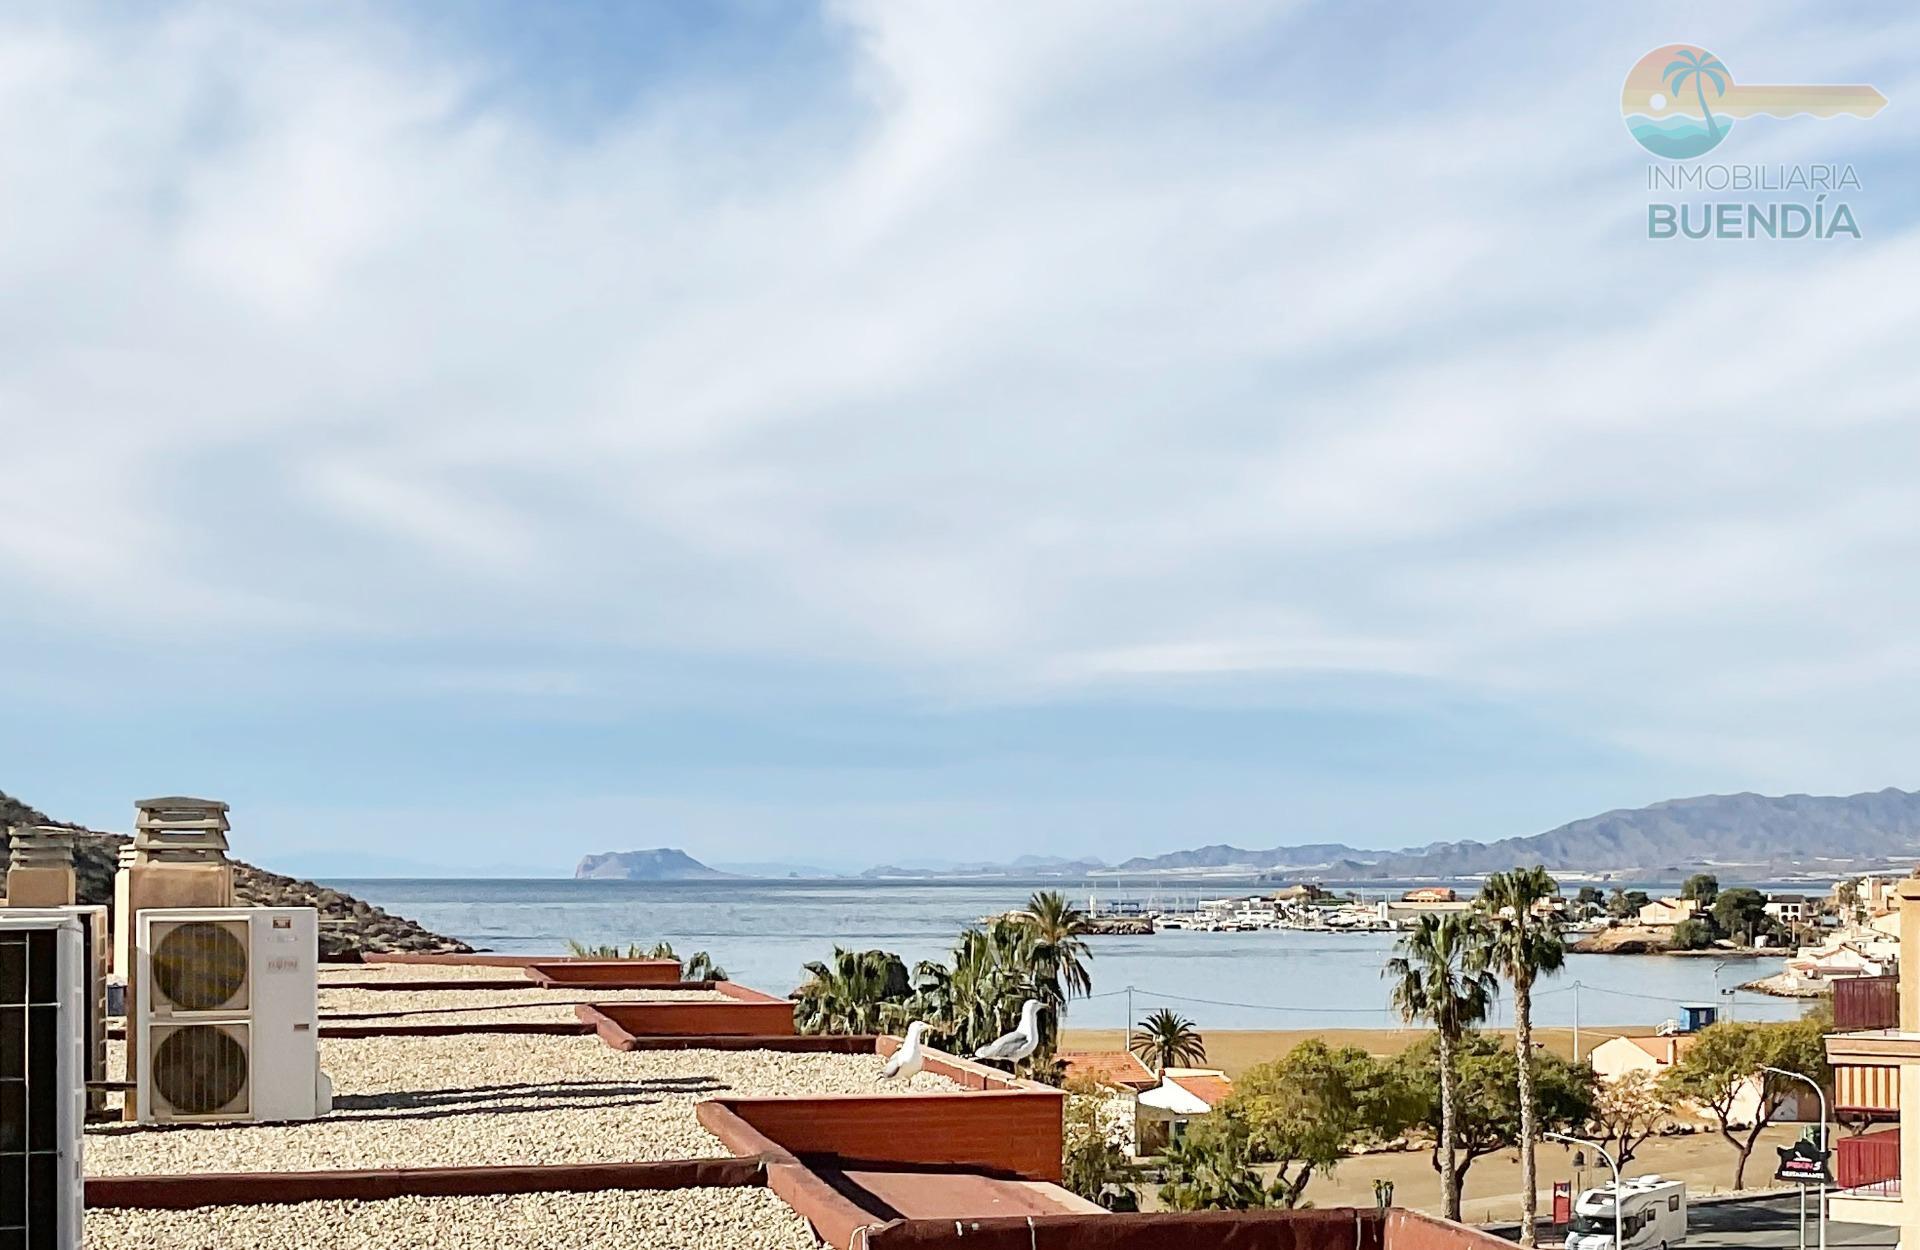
[1061,1027,1654,1076]
[1292,1123,1806,1224]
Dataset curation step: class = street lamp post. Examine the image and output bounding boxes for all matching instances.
[1763,1065,1830,1250]
[1547,1132,1621,1250]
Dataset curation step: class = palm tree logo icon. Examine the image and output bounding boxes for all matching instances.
[1663,49,1729,147]
[1621,45,1735,159]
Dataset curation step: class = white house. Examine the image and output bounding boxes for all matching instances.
[1765,894,1812,925]
[1588,1034,1797,1127]
[1134,1068,1233,1154]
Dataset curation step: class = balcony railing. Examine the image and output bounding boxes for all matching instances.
[1834,975,1900,1032]
[1837,1129,1900,1194]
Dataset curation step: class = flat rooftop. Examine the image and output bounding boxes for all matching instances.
[86,1186,824,1250]
[319,984,727,1025]
[89,1034,959,1175]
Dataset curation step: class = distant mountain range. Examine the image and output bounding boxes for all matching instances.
[854,787,1920,881]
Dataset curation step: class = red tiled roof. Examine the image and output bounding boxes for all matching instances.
[1621,1035,1693,1064]
[1060,1050,1157,1090]
[1169,1073,1235,1108]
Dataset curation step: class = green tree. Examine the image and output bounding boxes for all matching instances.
[1606,889,1651,921]
[564,938,727,979]
[1836,880,1864,925]
[1670,917,1716,950]
[793,947,914,1034]
[1681,874,1720,906]
[1061,1075,1138,1210]
[1664,50,1729,143]
[1228,1040,1414,1207]
[1662,1017,1831,1188]
[1574,886,1603,919]
[1588,1069,1672,1168]
[943,918,1057,1065]
[1384,913,1497,1221]
[1396,1033,1595,1212]
[1711,888,1771,946]
[1130,1008,1207,1076]
[1478,866,1566,1246]
[1018,890,1096,1002]
[1156,1118,1288,1211]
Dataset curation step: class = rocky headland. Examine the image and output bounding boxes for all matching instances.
[1,789,471,959]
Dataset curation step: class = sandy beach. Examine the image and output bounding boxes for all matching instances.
[1061,1025,1653,1076]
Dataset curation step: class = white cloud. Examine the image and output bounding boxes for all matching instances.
[1,0,1918,802]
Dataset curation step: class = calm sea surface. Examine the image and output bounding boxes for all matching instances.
[326,878,1805,1032]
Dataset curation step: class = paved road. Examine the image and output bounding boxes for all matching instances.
[1683,1193,1894,1250]
[1502,1192,1895,1250]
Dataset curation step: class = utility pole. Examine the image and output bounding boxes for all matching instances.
[1126,985,1135,1043]
[1571,980,1582,1063]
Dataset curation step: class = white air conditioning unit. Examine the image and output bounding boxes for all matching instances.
[0,913,85,1250]
[6,907,110,1114]
[134,907,331,1124]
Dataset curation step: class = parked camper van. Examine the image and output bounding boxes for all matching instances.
[1566,1177,1686,1250]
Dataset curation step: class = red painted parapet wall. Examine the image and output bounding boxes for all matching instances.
[87,1159,764,1210]
[702,1088,1065,1183]
[866,1206,1385,1250]
[579,998,797,1041]
[1384,1209,1524,1250]
[842,1206,1509,1250]
[875,1036,1028,1091]
[525,959,684,987]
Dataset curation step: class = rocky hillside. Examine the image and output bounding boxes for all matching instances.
[0,789,470,959]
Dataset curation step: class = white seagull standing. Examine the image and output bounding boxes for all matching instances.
[972,999,1045,1066]
[880,1021,931,1082]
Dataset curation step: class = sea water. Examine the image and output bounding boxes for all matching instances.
[327,877,1803,1031]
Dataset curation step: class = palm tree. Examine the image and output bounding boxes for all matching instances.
[682,950,729,982]
[1130,1008,1206,1075]
[1478,868,1567,1246]
[1664,49,1729,142]
[793,947,912,1034]
[1385,913,1497,1222]
[1018,890,1096,1002]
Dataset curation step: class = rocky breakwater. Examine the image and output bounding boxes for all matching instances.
[1,789,471,959]
[1086,916,1154,935]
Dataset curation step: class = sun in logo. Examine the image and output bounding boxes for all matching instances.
[1622,45,1732,159]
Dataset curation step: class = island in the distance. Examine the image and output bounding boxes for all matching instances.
[574,847,730,880]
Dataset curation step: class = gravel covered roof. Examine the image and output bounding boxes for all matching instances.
[88,1034,958,1176]
[85,1187,825,1250]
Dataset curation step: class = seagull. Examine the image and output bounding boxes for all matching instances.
[973,999,1045,1065]
[881,1021,931,1081]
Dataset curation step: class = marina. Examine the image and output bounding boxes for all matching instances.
[333,876,1807,1031]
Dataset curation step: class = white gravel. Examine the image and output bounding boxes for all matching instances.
[319,986,727,1025]
[318,964,541,984]
[86,1035,959,1175]
[84,1187,824,1250]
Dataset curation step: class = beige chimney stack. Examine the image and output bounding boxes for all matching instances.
[122,796,237,1120]
[3,823,79,907]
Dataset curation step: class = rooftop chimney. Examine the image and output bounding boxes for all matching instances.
[130,795,231,865]
[4,823,79,907]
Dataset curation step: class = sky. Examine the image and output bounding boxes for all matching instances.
[2,2,1918,876]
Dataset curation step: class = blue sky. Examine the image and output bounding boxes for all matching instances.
[3,2,1918,874]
